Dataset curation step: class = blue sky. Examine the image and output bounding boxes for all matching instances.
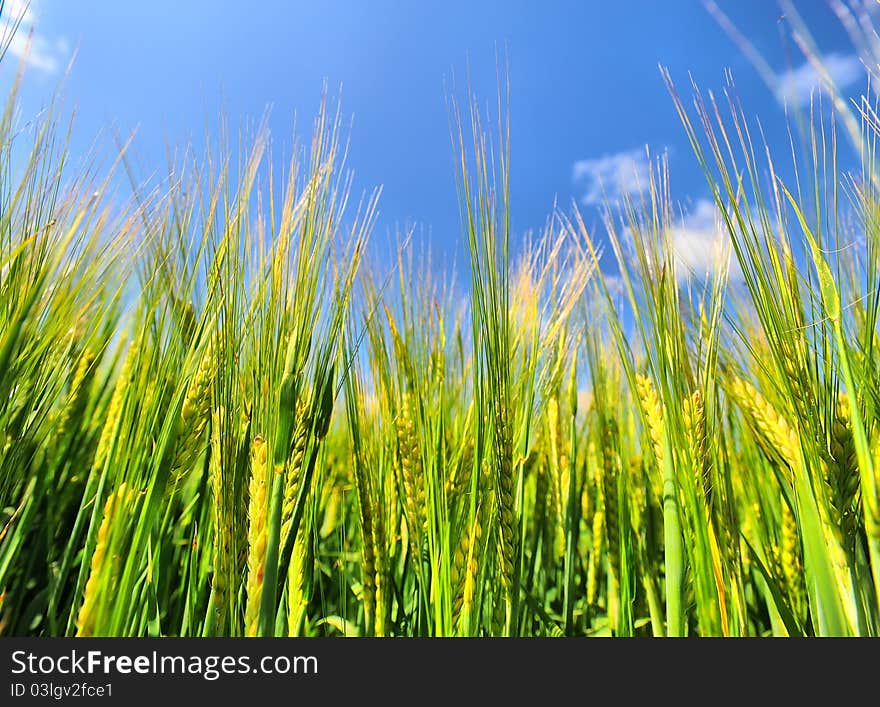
[0,0,870,280]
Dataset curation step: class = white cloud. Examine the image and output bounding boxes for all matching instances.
[2,0,69,75]
[668,198,741,280]
[572,148,650,206]
[776,53,863,107]
[602,273,624,298]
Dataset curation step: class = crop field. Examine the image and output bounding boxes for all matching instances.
[1,5,880,637]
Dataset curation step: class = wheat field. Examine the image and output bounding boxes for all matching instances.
[1,7,880,638]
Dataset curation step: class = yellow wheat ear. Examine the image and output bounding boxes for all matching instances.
[75,483,136,637]
[281,397,309,540]
[173,338,216,481]
[729,377,800,472]
[94,339,141,472]
[635,373,664,467]
[244,435,269,637]
[396,393,425,560]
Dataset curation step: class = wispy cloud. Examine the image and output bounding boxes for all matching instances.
[668,198,741,281]
[602,273,624,298]
[572,148,650,206]
[776,52,863,107]
[2,0,69,75]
